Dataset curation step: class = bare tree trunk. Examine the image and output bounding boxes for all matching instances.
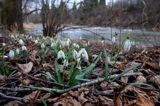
[1,0,23,33]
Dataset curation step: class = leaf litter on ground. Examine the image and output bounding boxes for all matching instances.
[0,35,160,106]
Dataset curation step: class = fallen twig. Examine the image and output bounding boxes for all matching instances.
[0,87,31,92]
[27,72,143,94]
[0,92,24,102]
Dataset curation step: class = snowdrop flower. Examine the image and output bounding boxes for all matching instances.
[80,37,82,40]
[76,58,81,70]
[77,48,89,60]
[8,50,15,59]
[16,48,20,54]
[101,40,104,44]
[22,46,27,51]
[87,41,90,46]
[124,39,131,52]
[63,59,69,66]
[19,39,24,45]
[51,42,56,48]
[11,35,14,38]
[42,37,46,40]
[60,39,70,47]
[57,50,65,59]
[34,40,38,44]
[29,36,32,39]
[41,43,45,49]
[2,43,6,46]
[131,41,135,46]
[73,43,80,49]
[73,49,78,59]
[112,36,116,43]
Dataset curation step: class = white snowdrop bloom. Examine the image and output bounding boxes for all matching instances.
[34,40,38,44]
[2,43,6,46]
[8,50,15,58]
[21,34,24,37]
[76,58,81,70]
[60,39,70,47]
[66,38,71,46]
[101,40,104,44]
[42,37,46,40]
[124,39,131,52]
[78,48,89,60]
[63,59,69,66]
[107,56,111,63]
[29,36,32,39]
[19,39,24,45]
[22,46,27,51]
[57,50,65,59]
[41,43,45,49]
[73,49,78,59]
[80,37,82,40]
[112,36,116,43]
[131,41,135,46]
[77,58,81,63]
[87,41,90,46]
[11,35,14,38]
[73,43,80,49]
[16,48,20,54]
[51,42,56,48]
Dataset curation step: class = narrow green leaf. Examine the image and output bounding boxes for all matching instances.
[104,52,110,82]
[111,63,141,82]
[76,53,102,80]
[68,65,78,86]
[54,62,63,83]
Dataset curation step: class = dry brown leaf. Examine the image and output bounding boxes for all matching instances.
[146,62,160,71]
[136,75,146,83]
[114,94,122,106]
[99,96,114,106]
[121,76,128,83]
[149,75,160,87]
[0,75,7,83]
[136,92,155,106]
[78,92,88,105]
[17,62,33,74]
[29,50,38,63]
[4,100,23,106]
[23,91,41,103]
[53,96,81,106]
[92,68,103,76]
[22,79,31,86]
[83,102,96,106]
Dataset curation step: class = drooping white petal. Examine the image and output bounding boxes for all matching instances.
[51,43,56,48]
[57,50,65,59]
[60,39,70,47]
[73,49,78,59]
[73,43,80,49]
[8,50,15,58]
[22,46,27,51]
[63,59,69,66]
[124,39,131,52]
[19,39,24,45]
[2,43,6,46]
[131,41,135,46]
[86,41,90,46]
[41,43,45,49]
[112,37,116,43]
[34,40,38,44]
[16,48,20,54]
[78,48,89,60]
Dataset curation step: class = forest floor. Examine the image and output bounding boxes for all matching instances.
[0,35,160,106]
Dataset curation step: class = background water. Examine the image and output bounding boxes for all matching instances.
[25,24,160,46]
